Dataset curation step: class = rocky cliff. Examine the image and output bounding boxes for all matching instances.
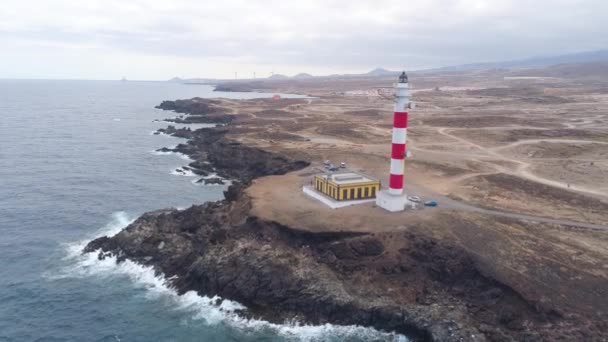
[86,176,575,341]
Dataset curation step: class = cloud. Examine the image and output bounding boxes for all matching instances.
[0,0,606,79]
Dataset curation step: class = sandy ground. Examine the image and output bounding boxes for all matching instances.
[200,69,608,320]
[224,80,608,224]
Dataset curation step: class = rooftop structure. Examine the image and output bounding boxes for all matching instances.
[317,172,374,184]
[313,171,380,201]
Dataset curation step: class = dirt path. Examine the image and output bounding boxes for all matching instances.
[493,138,608,150]
[405,183,608,230]
[434,127,608,199]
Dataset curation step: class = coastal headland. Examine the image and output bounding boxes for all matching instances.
[86,67,608,341]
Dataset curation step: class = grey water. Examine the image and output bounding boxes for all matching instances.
[0,80,405,342]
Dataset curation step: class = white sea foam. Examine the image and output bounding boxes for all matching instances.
[62,211,135,262]
[151,147,193,161]
[58,212,408,342]
[150,130,168,136]
[151,150,174,156]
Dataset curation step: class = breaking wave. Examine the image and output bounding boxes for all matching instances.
[150,130,170,136]
[58,212,408,342]
[152,149,193,161]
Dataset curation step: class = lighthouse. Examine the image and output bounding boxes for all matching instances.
[376,71,411,212]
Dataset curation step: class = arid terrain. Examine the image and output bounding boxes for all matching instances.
[89,64,608,341]
[217,66,608,334]
[221,69,608,226]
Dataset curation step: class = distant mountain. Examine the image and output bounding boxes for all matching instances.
[366,67,399,76]
[268,74,289,79]
[428,50,608,72]
[293,73,313,79]
[170,50,608,83]
[509,61,608,79]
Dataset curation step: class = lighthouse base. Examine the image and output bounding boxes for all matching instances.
[375,190,410,212]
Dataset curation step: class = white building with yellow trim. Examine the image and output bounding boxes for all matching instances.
[312,172,380,201]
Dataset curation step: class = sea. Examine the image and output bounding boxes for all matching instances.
[0,80,407,342]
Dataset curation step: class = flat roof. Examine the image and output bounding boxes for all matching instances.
[318,172,377,185]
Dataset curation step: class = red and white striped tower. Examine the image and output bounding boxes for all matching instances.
[389,73,409,195]
[376,71,411,212]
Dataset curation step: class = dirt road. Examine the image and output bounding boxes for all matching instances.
[407,182,608,230]
[432,127,608,199]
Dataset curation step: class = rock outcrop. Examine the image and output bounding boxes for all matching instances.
[196,177,225,185]
[164,114,233,124]
[86,180,578,341]
[156,98,232,124]
[155,125,193,139]
[155,98,222,115]
[160,127,309,184]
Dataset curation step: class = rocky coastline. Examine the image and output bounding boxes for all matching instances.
[156,98,234,125]
[84,98,600,341]
[153,124,308,184]
[155,98,223,115]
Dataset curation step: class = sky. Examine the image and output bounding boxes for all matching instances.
[0,0,606,80]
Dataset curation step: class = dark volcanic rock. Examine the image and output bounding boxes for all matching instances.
[164,114,233,125]
[170,127,309,184]
[156,98,222,115]
[155,125,193,139]
[85,186,577,341]
[84,196,439,340]
[196,177,225,185]
[156,98,233,125]
[223,182,245,202]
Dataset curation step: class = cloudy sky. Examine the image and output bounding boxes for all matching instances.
[0,0,606,80]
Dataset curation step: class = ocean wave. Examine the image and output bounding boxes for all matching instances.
[151,148,193,161]
[62,211,135,262]
[177,153,193,161]
[58,212,407,342]
[150,150,175,156]
[150,130,171,136]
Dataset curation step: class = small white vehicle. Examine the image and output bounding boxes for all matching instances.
[340,162,346,168]
[407,196,421,203]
